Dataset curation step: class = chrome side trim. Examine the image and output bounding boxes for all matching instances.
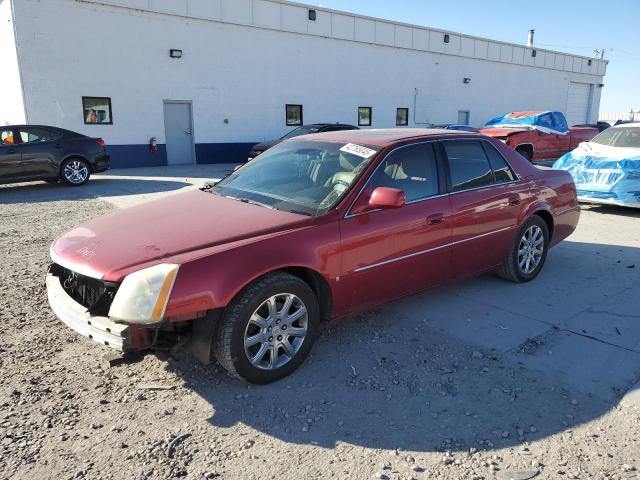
[352,226,514,273]
[49,243,104,280]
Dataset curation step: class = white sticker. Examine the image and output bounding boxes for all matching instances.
[339,143,377,159]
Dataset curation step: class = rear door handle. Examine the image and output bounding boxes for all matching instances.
[427,213,445,225]
[508,194,521,206]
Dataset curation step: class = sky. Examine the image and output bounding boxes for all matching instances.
[313,0,639,115]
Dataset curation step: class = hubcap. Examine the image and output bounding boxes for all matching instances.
[518,225,544,274]
[243,293,308,370]
[64,160,89,184]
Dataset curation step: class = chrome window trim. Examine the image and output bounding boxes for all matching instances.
[344,137,523,219]
[352,226,514,273]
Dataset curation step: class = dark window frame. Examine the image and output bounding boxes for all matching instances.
[358,106,372,127]
[396,108,409,126]
[285,104,303,126]
[82,96,113,125]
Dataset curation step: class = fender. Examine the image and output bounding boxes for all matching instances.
[164,213,344,319]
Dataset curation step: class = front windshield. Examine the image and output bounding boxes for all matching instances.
[211,140,381,216]
[281,126,322,140]
[591,127,640,148]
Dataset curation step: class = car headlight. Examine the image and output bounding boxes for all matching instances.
[108,264,179,324]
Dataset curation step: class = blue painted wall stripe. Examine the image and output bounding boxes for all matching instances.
[106,143,254,169]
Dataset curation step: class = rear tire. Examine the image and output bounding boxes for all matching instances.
[61,158,91,186]
[498,215,549,283]
[213,272,320,384]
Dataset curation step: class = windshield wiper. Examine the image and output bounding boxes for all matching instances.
[222,194,278,210]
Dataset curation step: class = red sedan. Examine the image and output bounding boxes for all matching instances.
[47,129,580,383]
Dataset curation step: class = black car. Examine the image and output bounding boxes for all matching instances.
[0,125,110,186]
[248,123,359,160]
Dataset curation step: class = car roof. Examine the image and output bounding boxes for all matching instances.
[299,128,473,147]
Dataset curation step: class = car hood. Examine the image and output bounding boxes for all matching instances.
[478,126,530,137]
[252,139,281,152]
[51,189,309,281]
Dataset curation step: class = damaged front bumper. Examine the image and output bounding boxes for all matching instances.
[46,272,131,351]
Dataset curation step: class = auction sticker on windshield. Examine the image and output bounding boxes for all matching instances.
[340,143,378,159]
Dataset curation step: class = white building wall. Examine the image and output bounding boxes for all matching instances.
[10,0,607,166]
[0,0,26,125]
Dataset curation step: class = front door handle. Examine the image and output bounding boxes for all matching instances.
[54,143,64,148]
[6,148,16,154]
[508,194,521,206]
[427,213,445,225]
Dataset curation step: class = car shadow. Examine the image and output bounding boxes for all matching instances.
[582,204,640,218]
[163,240,640,453]
[0,177,193,204]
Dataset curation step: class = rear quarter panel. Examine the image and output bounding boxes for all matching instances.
[492,140,580,245]
[569,126,599,150]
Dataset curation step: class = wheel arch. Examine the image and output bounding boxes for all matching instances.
[532,209,554,239]
[514,143,534,159]
[238,266,333,323]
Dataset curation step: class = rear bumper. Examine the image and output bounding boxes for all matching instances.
[93,153,110,173]
[46,272,129,351]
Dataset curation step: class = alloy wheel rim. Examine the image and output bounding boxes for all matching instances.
[518,225,544,274]
[244,293,308,370]
[64,161,88,184]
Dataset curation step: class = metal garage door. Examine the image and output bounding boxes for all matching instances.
[565,82,592,126]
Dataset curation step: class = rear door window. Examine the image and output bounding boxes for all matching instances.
[443,140,494,192]
[18,128,61,143]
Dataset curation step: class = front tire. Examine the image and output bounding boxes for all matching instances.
[498,215,549,283]
[213,272,320,384]
[61,158,91,186]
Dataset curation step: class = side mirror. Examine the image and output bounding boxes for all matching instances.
[369,187,406,209]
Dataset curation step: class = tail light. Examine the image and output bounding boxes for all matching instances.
[96,138,106,148]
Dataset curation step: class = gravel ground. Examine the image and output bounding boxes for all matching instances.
[1,188,639,480]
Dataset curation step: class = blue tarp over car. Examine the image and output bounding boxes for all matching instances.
[485,111,569,134]
[553,124,640,208]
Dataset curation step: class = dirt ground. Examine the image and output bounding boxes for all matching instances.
[1,170,639,480]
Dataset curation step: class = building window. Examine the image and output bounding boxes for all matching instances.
[308,9,316,21]
[444,34,450,43]
[396,108,409,126]
[457,110,470,125]
[532,50,537,57]
[286,104,303,126]
[358,107,372,127]
[82,96,113,125]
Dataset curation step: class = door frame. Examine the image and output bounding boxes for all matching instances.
[163,99,196,165]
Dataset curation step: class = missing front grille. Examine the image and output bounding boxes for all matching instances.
[51,264,118,316]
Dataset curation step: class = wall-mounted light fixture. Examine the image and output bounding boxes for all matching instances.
[463,78,471,84]
[169,49,183,59]
[308,9,316,21]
